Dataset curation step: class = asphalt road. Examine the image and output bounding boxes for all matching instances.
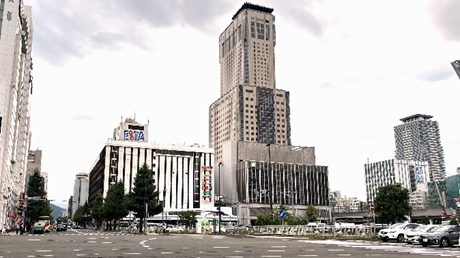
[1,229,460,257]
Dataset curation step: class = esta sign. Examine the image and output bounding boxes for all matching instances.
[124,129,145,141]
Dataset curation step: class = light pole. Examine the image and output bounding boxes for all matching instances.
[218,162,223,234]
[266,144,273,210]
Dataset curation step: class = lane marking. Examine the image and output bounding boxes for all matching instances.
[121,253,142,255]
[298,255,318,257]
[28,239,40,241]
[261,256,282,258]
[36,250,52,252]
[102,242,113,244]
[328,249,344,251]
[267,250,285,252]
[271,246,286,248]
[161,252,174,254]
[73,249,82,251]
[214,247,229,249]
[337,255,351,257]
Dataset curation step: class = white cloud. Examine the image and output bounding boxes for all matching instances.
[28,0,460,202]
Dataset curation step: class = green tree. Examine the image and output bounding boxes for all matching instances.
[91,193,105,229]
[104,181,128,230]
[72,205,84,225]
[374,184,412,224]
[126,163,163,233]
[306,204,317,222]
[26,170,52,222]
[179,210,197,228]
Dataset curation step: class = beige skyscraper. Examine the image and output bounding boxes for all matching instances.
[210,3,291,163]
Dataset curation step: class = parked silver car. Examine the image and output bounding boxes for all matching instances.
[404,224,439,244]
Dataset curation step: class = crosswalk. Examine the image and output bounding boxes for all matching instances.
[300,239,460,257]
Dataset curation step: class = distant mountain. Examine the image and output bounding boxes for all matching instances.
[50,203,65,221]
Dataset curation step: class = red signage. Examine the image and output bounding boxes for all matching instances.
[370,204,375,211]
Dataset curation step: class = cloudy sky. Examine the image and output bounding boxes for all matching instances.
[27,0,460,208]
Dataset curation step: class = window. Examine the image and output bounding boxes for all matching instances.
[257,23,264,39]
[251,22,255,38]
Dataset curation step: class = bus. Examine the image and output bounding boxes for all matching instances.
[38,216,51,232]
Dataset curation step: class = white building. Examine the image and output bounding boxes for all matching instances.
[364,159,430,203]
[88,119,215,216]
[0,0,34,228]
[71,173,89,219]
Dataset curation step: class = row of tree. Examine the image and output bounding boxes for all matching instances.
[73,163,163,232]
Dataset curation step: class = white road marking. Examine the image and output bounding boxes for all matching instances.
[112,249,119,251]
[102,242,113,244]
[121,253,142,255]
[298,255,318,257]
[261,256,282,258]
[271,246,286,248]
[267,250,285,252]
[88,237,96,239]
[226,256,243,258]
[87,241,96,243]
[73,249,82,251]
[161,252,174,254]
[328,249,344,251]
[36,250,52,252]
[214,246,229,249]
[337,255,351,257]
[28,239,40,241]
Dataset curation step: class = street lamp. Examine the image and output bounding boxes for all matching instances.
[218,162,223,234]
[266,144,273,210]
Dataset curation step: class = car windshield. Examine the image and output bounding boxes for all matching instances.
[389,223,404,229]
[434,226,454,232]
[426,226,439,232]
[412,225,429,232]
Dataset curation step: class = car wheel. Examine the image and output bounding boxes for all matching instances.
[397,234,404,243]
[440,238,449,247]
[422,243,428,247]
[382,238,388,242]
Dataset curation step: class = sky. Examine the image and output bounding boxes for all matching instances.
[26,0,460,208]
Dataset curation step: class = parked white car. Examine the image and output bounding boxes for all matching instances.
[378,223,420,242]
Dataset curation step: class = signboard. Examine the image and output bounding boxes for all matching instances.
[415,166,424,184]
[279,209,286,218]
[123,129,145,141]
[370,204,375,211]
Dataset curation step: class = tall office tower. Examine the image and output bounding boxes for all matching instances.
[451,60,460,79]
[71,173,89,219]
[209,3,291,163]
[0,0,34,228]
[394,114,446,181]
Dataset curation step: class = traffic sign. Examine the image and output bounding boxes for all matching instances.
[279,209,286,218]
[370,204,375,211]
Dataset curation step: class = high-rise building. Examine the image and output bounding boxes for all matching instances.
[0,0,34,228]
[210,3,330,225]
[451,60,460,79]
[71,173,89,219]
[209,3,291,163]
[394,114,446,181]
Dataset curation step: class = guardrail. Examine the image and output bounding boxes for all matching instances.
[249,225,375,238]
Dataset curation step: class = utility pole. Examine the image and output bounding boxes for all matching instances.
[218,162,223,234]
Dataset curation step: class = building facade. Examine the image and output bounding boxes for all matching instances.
[209,3,291,163]
[0,0,34,228]
[88,140,215,214]
[364,159,430,203]
[394,114,446,181]
[71,173,89,219]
